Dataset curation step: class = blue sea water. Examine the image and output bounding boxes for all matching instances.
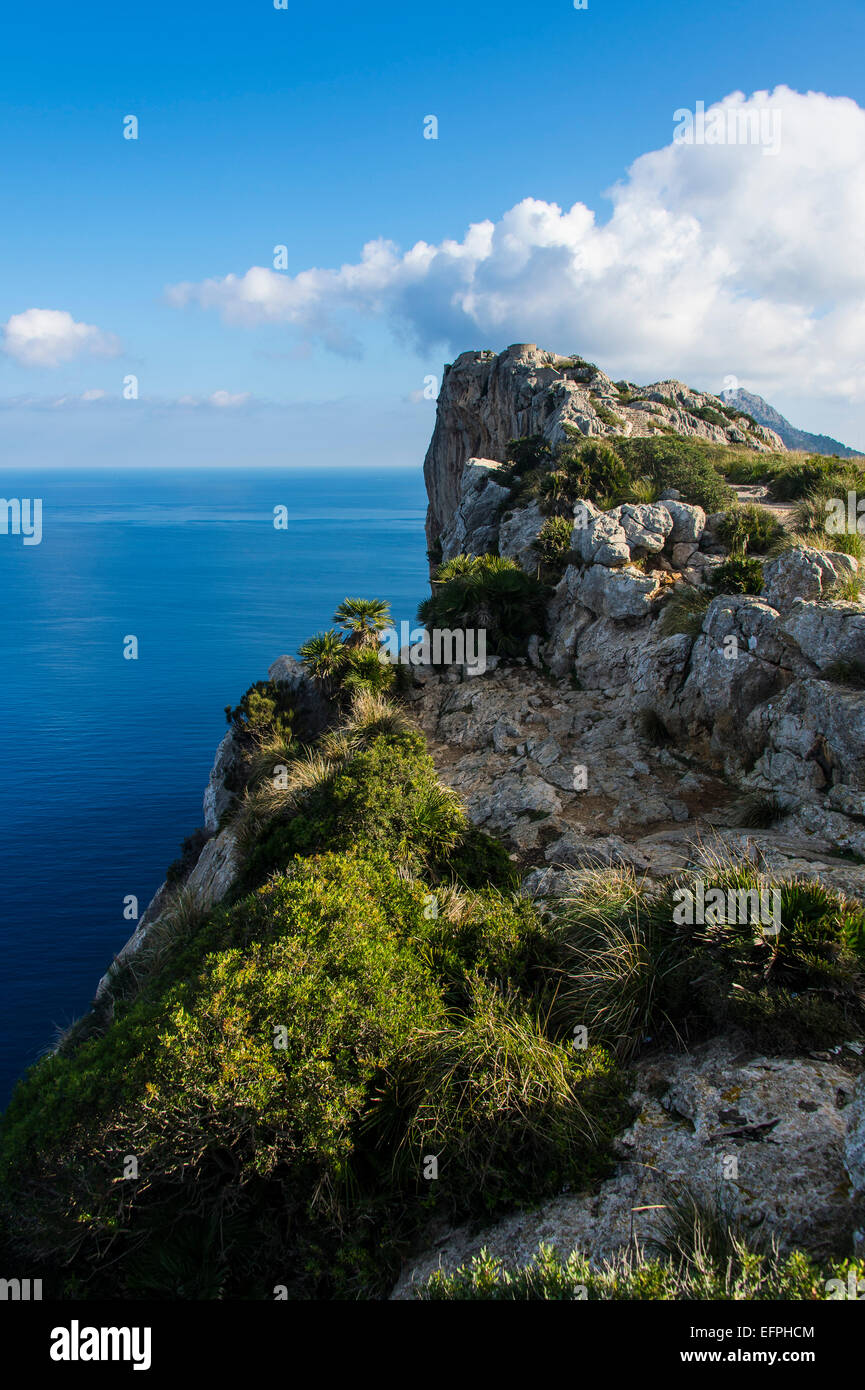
[0,468,429,1107]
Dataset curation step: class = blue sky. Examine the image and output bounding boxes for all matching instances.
[3,0,865,464]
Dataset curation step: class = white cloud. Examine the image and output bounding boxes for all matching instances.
[1,309,120,367]
[166,86,865,402]
[175,390,253,408]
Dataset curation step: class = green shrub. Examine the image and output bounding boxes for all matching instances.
[657,584,710,637]
[419,554,547,658]
[418,1237,864,1301]
[616,437,735,512]
[718,504,784,556]
[547,862,865,1059]
[710,556,765,595]
[534,515,573,570]
[371,981,627,1212]
[225,678,296,743]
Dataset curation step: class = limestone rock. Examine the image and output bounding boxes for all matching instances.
[610,502,674,555]
[780,599,865,671]
[762,547,857,612]
[204,729,239,832]
[498,501,545,573]
[438,457,510,561]
[578,564,659,619]
[391,1041,860,1296]
[664,499,706,544]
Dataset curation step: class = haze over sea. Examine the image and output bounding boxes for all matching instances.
[0,468,428,1106]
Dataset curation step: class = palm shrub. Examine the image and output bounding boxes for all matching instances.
[709,556,764,595]
[534,515,573,573]
[333,597,392,648]
[299,629,347,696]
[419,554,547,659]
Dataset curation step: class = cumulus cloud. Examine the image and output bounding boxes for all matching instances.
[1,309,121,368]
[166,87,865,401]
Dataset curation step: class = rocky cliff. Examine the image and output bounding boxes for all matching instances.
[75,346,865,1297]
[423,344,785,549]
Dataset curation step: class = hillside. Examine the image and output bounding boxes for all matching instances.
[721,386,863,459]
[1,345,865,1302]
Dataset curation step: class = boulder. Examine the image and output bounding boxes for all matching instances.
[571,502,631,568]
[578,564,659,620]
[664,499,706,545]
[761,547,858,612]
[780,599,865,672]
[610,502,673,555]
[678,594,796,735]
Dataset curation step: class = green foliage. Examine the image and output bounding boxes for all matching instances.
[418,1237,863,1301]
[718,504,784,556]
[225,678,296,744]
[547,862,865,1060]
[371,982,626,1213]
[533,514,573,572]
[332,597,392,648]
[419,554,547,658]
[240,730,467,886]
[560,440,633,506]
[710,556,765,595]
[616,437,735,512]
[592,402,624,429]
[504,434,553,476]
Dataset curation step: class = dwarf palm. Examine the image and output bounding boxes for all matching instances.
[333,597,392,648]
[299,629,345,696]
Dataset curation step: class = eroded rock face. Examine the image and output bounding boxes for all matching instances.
[204,730,239,832]
[676,594,797,736]
[391,1040,863,1296]
[780,599,865,671]
[438,457,509,561]
[498,500,545,572]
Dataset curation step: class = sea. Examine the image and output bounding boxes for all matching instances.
[0,468,429,1107]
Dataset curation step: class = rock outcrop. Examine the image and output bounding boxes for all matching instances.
[424,344,784,548]
[392,1039,865,1296]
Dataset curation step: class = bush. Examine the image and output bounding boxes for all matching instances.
[616,437,735,512]
[419,554,547,658]
[657,584,711,637]
[547,862,865,1059]
[718,504,784,556]
[225,678,296,744]
[710,556,764,595]
[371,981,626,1212]
[534,515,573,571]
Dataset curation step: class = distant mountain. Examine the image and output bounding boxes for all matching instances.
[720,387,862,458]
